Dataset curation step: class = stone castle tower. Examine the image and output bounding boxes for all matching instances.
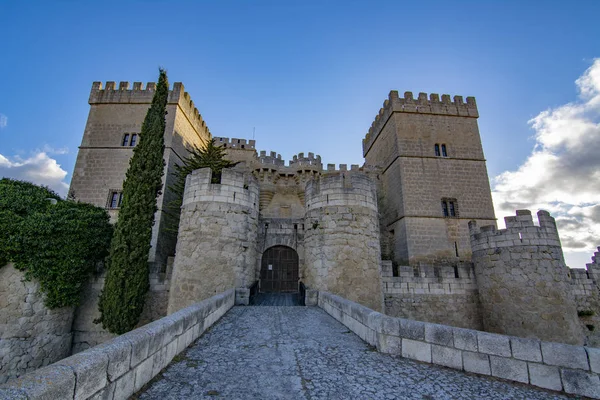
[363,91,496,268]
[65,80,594,348]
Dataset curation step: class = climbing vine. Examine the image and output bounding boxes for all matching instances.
[0,178,113,308]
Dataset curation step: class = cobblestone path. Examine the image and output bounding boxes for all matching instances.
[137,307,573,400]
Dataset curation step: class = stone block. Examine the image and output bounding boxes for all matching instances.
[399,319,425,341]
[377,315,400,335]
[142,320,168,357]
[541,342,589,370]
[133,356,154,392]
[561,369,600,398]
[431,345,462,370]
[453,328,477,352]
[235,288,250,305]
[463,351,490,375]
[56,350,108,399]
[402,339,431,363]
[490,356,528,383]
[425,323,453,346]
[121,329,151,368]
[477,332,510,357]
[305,290,319,306]
[528,363,562,391]
[587,347,600,374]
[376,333,402,355]
[112,369,135,400]
[3,365,75,400]
[88,380,115,400]
[510,337,541,362]
[93,337,132,382]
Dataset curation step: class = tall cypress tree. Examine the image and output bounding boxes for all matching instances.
[96,69,168,334]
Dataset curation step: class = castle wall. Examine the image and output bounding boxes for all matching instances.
[303,172,383,311]
[0,264,74,384]
[364,91,495,267]
[382,262,483,330]
[167,168,259,314]
[469,210,583,345]
[570,249,600,347]
[257,218,305,282]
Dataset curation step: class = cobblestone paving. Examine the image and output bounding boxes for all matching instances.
[138,307,574,400]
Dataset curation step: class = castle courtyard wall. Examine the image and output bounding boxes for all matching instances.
[0,264,74,384]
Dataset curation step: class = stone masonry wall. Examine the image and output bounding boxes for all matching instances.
[470,210,583,345]
[570,248,600,347]
[167,168,259,314]
[303,172,383,311]
[363,91,496,267]
[381,261,483,330]
[0,264,74,384]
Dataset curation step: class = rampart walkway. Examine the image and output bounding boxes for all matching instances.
[136,306,570,400]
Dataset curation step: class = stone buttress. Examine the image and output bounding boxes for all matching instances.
[469,210,582,344]
[303,171,383,311]
[167,168,259,314]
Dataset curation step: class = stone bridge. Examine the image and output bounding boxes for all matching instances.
[1,290,599,399]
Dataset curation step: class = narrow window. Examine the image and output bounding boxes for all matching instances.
[449,201,456,217]
[130,134,137,146]
[434,144,440,157]
[122,134,130,147]
[413,265,420,277]
[453,265,460,278]
[108,191,123,209]
[434,267,441,278]
[441,144,447,157]
[441,201,449,217]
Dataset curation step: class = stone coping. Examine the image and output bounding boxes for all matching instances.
[0,289,235,400]
[317,291,600,399]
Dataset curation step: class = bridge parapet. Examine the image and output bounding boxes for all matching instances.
[317,291,600,399]
[0,289,235,400]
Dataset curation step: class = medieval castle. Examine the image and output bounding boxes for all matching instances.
[2,79,600,384]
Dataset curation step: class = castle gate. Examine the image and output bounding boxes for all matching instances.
[260,246,299,293]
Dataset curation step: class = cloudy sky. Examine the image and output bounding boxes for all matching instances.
[1,1,599,268]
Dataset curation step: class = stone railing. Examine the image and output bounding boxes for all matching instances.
[316,291,600,399]
[0,289,235,400]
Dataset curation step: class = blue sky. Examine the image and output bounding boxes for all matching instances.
[1,1,599,268]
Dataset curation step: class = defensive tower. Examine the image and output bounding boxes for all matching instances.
[363,91,496,267]
[303,170,383,311]
[167,168,259,314]
[469,210,582,344]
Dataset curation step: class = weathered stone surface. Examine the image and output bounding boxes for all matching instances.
[541,342,589,370]
[56,350,108,399]
[588,347,600,374]
[562,369,600,398]
[431,345,462,369]
[402,339,431,363]
[1,365,75,400]
[425,323,453,346]
[0,264,74,384]
[136,306,571,400]
[511,337,542,362]
[529,363,562,391]
[453,327,478,351]
[305,290,318,306]
[489,356,528,383]
[376,333,402,355]
[463,351,490,375]
[477,332,510,357]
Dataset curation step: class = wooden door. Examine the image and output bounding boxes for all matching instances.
[260,246,299,293]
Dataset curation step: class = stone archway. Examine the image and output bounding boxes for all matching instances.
[260,246,299,293]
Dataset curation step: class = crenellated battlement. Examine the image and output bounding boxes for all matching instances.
[214,137,256,150]
[305,171,377,212]
[182,168,259,211]
[89,81,211,136]
[258,150,284,166]
[289,152,322,169]
[362,90,479,156]
[469,210,561,252]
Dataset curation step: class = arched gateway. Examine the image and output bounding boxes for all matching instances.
[260,246,299,293]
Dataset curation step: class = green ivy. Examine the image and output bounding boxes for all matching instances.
[96,68,169,334]
[0,178,113,308]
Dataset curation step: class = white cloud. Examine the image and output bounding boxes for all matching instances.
[40,144,69,155]
[0,114,7,129]
[492,58,600,268]
[0,152,69,197]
